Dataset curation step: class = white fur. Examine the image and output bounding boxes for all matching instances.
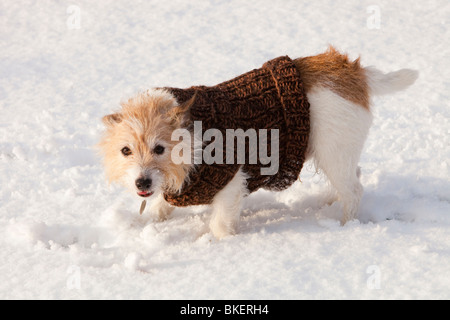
[146,88,178,104]
[365,67,419,96]
[305,87,373,223]
[209,168,249,239]
[123,165,141,191]
[150,193,174,221]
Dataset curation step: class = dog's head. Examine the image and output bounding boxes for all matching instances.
[98,89,194,199]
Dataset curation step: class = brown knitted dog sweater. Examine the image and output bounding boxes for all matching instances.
[163,56,310,206]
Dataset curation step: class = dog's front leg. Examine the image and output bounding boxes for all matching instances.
[150,194,174,221]
[209,169,248,239]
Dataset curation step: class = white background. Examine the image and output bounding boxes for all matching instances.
[0,0,449,299]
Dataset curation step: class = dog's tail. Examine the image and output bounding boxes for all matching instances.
[365,67,419,96]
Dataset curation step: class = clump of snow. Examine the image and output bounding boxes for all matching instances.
[0,0,449,299]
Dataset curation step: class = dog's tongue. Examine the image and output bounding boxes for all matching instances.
[138,191,153,197]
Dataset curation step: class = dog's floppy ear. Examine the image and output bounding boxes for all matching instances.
[102,113,123,127]
[168,92,196,125]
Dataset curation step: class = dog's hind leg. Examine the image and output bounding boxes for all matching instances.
[209,168,248,239]
[306,87,373,224]
[327,169,364,224]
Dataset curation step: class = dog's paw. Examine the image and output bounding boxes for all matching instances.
[149,200,174,222]
[155,206,174,221]
[209,218,236,239]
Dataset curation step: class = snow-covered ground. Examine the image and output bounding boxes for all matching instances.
[1,0,449,299]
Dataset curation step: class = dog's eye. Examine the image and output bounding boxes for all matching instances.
[154,145,165,155]
[121,146,132,157]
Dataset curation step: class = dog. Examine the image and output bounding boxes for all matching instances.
[99,46,418,239]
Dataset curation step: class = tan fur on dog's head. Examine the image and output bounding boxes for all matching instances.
[98,89,194,197]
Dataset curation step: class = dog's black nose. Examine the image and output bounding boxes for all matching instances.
[135,177,152,191]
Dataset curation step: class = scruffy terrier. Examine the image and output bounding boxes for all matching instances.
[99,47,418,239]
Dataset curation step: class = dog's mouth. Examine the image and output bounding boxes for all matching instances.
[137,191,154,198]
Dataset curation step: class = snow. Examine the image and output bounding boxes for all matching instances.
[1,0,449,299]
